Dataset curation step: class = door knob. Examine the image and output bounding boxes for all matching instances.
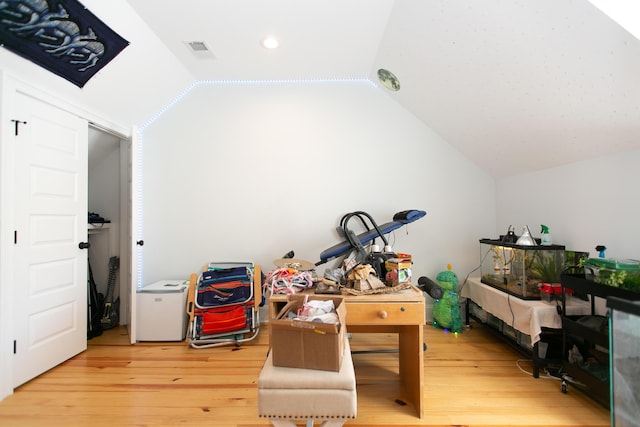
[78,242,90,249]
[136,240,144,246]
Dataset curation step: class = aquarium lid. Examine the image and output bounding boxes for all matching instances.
[479,238,565,250]
[584,258,640,271]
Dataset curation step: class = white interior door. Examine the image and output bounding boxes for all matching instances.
[127,126,140,344]
[119,136,132,330]
[13,92,88,387]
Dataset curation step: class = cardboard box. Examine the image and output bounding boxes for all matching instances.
[385,256,413,286]
[386,256,412,270]
[270,295,346,371]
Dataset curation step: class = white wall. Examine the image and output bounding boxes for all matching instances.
[139,81,496,286]
[496,149,640,260]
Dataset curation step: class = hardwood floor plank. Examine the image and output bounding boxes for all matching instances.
[0,323,610,426]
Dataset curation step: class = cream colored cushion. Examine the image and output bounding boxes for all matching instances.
[258,337,357,420]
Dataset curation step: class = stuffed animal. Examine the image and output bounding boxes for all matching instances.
[432,264,463,333]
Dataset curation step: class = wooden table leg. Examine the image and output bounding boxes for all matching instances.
[398,324,424,418]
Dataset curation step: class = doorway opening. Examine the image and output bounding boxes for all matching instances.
[88,125,131,332]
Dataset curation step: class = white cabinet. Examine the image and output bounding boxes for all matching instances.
[136,280,189,341]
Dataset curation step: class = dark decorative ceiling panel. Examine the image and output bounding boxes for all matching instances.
[0,0,129,87]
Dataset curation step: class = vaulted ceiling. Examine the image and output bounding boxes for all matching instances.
[126,0,640,179]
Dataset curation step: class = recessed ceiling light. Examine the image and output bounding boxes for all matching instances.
[261,37,279,49]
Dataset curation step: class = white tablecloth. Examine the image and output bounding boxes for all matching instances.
[460,277,591,346]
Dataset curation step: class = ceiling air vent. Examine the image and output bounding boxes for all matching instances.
[188,41,208,51]
[185,41,215,59]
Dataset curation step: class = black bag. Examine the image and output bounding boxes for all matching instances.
[87,260,103,339]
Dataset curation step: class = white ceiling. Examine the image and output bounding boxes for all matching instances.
[126,0,640,179]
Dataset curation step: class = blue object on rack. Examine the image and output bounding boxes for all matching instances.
[317,209,426,265]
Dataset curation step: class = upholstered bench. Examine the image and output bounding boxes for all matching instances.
[258,337,357,427]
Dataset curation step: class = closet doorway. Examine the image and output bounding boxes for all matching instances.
[88,126,132,333]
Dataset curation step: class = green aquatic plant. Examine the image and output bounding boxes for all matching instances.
[530,252,561,283]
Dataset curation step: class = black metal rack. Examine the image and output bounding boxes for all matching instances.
[559,270,640,408]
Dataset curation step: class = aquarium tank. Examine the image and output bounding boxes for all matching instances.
[479,239,566,299]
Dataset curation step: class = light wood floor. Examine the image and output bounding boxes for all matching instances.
[0,322,609,426]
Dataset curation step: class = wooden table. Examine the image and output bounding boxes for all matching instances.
[268,285,425,418]
[461,277,591,345]
[461,277,591,377]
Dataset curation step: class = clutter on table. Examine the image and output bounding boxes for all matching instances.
[265,209,426,297]
[264,265,316,295]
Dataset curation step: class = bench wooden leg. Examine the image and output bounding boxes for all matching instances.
[269,420,298,427]
[318,420,346,427]
[269,419,346,427]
